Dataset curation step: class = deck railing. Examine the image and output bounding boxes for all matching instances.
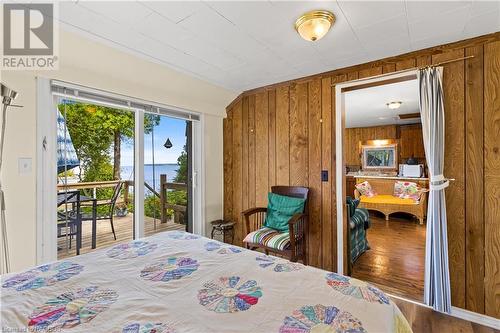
[57,174,187,223]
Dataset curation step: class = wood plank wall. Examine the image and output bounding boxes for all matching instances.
[344,124,425,167]
[223,33,500,318]
[344,125,398,166]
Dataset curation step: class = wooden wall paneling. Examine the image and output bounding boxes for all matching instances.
[276,86,290,186]
[268,89,277,189]
[347,128,358,166]
[242,97,250,211]
[358,66,383,79]
[399,124,425,160]
[464,45,485,314]
[433,49,466,309]
[321,77,333,271]
[396,58,416,71]
[223,112,233,220]
[308,79,323,267]
[383,63,396,74]
[347,72,358,83]
[345,125,399,166]
[248,95,256,210]
[417,55,432,67]
[223,34,500,317]
[289,82,309,186]
[231,100,243,244]
[484,40,500,319]
[354,128,362,163]
[255,92,269,207]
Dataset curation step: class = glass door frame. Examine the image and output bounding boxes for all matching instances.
[36,78,203,264]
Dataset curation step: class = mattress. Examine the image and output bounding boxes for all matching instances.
[1,230,412,333]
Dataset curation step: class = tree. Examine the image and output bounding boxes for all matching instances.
[174,145,188,184]
[60,102,159,181]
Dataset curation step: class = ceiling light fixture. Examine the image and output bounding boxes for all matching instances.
[386,101,403,109]
[295,10,335,42]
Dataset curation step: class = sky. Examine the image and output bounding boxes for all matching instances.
[120,114,187,167]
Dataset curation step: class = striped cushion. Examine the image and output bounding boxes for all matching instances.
[243,227,290,251]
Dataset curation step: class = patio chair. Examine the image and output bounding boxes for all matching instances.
[242,186,309,264]
[81,181,122,240]
[57,190,82,254]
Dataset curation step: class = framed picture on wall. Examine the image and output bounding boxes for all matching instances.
[361,143,398,170]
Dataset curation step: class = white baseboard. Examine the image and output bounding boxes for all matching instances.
[450,307,500,330]
[388,293,500,330]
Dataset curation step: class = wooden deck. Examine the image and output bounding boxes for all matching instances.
[57,214,185,260]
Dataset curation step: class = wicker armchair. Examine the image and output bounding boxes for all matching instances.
[242,186,309,264]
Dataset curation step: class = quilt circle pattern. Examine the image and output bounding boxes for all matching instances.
[2,262,83,291]
[106,241,158,260]
[204,241,242,254]
[122,322,176,333]
[27,286,118,331]
[166,231,200,240]
[198,276,262,313]
[140,257,199,282]
[256,255,303,272]
[325,273,390,305]
[278,304,367,333]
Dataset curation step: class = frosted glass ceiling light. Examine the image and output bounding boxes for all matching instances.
[386,101,403,109]
[295,10,335,42]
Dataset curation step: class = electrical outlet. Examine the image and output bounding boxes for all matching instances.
[321,170,328,182]
[18,158,32,174]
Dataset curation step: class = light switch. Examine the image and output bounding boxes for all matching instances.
[18,158,32,174]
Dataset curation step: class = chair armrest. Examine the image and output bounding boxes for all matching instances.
[241,207,267,217]
[288,213,307,236]
[242,207,267,236]
[288,213,307,226]
[288,213,307,253]
[350,209,369,230]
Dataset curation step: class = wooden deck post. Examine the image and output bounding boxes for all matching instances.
[160,174,167,223]
[123,181,129,206]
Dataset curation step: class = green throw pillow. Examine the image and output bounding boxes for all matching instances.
[264,192,306,233]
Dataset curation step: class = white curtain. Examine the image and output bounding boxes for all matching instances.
[418,67,451,313]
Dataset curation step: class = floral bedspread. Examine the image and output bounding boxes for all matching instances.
[1,231,412,333]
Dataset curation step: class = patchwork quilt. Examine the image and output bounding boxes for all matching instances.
[1,231,412,333]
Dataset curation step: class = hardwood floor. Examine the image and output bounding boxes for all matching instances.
[57,214,185,260]
[351,213,426,302]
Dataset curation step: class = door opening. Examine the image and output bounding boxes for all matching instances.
[335,71,428,303]
[37,79,202,263]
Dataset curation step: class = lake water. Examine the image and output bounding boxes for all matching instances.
[121,164,180,193]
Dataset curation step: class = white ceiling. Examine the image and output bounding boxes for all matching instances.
[345,79,420,128]
[53,1,500,92]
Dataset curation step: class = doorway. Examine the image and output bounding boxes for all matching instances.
[335,71,428,303]
[37,79,202,263]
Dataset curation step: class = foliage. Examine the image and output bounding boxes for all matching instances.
[142,190,187,219]
[144,195,162,218]
[168,190,187,206]
[174,145,188,184]
[60,102,159,182]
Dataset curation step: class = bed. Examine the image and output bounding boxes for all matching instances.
[1,231,412,333]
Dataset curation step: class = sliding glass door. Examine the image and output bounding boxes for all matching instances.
[142,114,193,236]
[56,98,135,259]
[55,103,196,259]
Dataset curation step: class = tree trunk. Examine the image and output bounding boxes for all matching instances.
[113,131,121,180]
